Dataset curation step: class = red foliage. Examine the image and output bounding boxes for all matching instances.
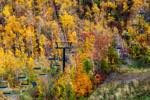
[94,73,106,85]
[93,33,112,61]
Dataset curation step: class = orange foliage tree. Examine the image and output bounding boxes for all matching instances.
[73,71,92,96]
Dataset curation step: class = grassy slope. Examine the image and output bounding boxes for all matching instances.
[88,67,150,100]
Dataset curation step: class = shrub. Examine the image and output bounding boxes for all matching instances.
[107,46,121,65]
[83,58,93,74]
[100,59,110,73]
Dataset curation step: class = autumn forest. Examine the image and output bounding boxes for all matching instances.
[0,0,150,100]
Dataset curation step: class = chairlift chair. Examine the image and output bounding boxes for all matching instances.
[38,73,48,77]
[20,83,29,86]
[33,66,42,70]
[3,91,11,95]
[48,55,56,61]
[3,89,15,96]
[48,57,55,61]
[20,80,29,87]
[55,63,60,66]
[49,55,59,61]
[53,62,60,67]
[18,73,27,81]
[116,45,122,49]
[0,81,8,89]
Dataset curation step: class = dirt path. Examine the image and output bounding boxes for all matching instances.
[103,71,150,84]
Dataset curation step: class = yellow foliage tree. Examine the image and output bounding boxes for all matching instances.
[2,4,12,17]
[60,12,75,29]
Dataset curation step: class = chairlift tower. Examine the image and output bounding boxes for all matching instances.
[55,42,73,72]
[49,42,73,72]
